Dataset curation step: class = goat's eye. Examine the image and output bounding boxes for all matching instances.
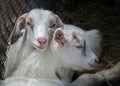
[50,23,55,28]
[27,22,31,26]
[75,45,84,49]
[27,22,33,29]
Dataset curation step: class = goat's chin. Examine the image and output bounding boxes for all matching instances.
[85,63,99,70]
[34,45,48,51]
[85,67,96,71]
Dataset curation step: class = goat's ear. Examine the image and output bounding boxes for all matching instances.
[53,14,64,29]
[54,28,66,46]
[9,13,27,45]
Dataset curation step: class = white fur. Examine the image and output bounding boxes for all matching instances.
[2,28,98,86]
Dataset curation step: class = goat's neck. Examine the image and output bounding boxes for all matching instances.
[12,50,61,81]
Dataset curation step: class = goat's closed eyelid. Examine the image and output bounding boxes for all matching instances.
[76,40,86,48]
[75,45,84,49]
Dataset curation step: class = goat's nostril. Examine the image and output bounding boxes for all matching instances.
[37,37,47,44]
[41,38,47,44]
[95,58,99,64]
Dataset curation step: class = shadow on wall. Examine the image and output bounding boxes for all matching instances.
[26,0,60,11]
[26,0,81,11]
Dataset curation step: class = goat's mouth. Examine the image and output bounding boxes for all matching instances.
[36,46,45,49]
[35,45,47,50]
[88,63,99,69]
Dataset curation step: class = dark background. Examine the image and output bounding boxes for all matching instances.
[0,0,120,85]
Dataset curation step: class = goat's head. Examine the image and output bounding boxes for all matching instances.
[10,9,63,50]
[53,28,99,70]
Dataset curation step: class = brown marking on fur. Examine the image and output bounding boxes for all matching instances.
[26,18,34,33]
[72,32,80,43]
[53,14,64,28]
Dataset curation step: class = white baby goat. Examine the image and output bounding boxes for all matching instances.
[5,9,63,78]
[56,24,102,83]
[1,28,99,86]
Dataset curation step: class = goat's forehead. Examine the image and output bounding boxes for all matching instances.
[28,9,53,21]
[29,9,52,15]
[64,30,82,37]
[63,30,84,41]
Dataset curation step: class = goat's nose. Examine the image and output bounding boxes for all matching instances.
[37,37,47,45]
[94,58,99,64]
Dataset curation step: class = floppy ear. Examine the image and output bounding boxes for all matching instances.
[9,13,27,44]
[54,14,64,29]
[54,28,66,46]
